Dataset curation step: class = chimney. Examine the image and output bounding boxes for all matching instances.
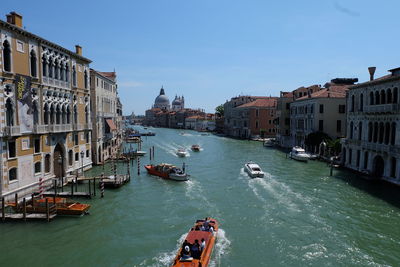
[368,67,376,81]
[6,12,23,28]
[75,45,82,56]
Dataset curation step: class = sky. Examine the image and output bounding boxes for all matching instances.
[3,0,400,115]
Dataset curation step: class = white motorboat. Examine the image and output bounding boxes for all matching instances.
[244,162,265,178]
[133,150,147,156]
[289,147,310,162]
[176,149,188,157]
[263,138,275,147]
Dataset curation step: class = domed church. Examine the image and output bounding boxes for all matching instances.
[172,95,185,111]
[153,86,170,110]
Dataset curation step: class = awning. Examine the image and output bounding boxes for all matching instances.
[106,119,117,131]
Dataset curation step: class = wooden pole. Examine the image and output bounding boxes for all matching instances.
[152,146,155,159]
[23,198,26,221]
[53,179,57,204]
[330,164,333,176]
[93,178,96,197]
[75,176,78,192]
[88,179,92,196]
[71,178,74,196]
[137,157,140,175]
[15,193,18,210]
[2,197,5,222]
[61,176,64,191]
[46,198,50,222]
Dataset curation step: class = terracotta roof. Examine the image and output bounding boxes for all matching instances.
[296,85,348,100]
[237,98,277,108]
[105,119,117,131]
[98,71,117,81]
[350,74,398,89]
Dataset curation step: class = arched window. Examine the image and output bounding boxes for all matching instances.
[60,65,65,81]
[45,154,51,173]
[48,59,53,78]
[67,106,71,124]
[33,101,39,124]
[55,59,59,80]
[72,66,76,86]
[358,121,362,140]
[390,157,397,178]
[34,162,41,174]
[56,105,61,124]
[5,98,14,126]
[30,50,37,77]
[369,91,374,105]
[9,168,17,181]
[350,121,354,139]
[50,104,55,124]
[381,90,386,104]
[84,70,88,89]
[61,106,66,124]
[68,150,73,166]
[65,64,69,82]
[364,151,369,169]
[3,40,11,72]
[359,94,363,111]
[351,95,355,112]
[385,122,390,145]
[85,106,88,123]
[373,122,378,143]
[375,91,380,105]
[368,122,373,142]
[391,122,396,145]
[387,89,392,104]
[42,54,47,77]
[73,105,77,124]
[394,88,398,104]
[44,103,49,125]
[379,122,384,144]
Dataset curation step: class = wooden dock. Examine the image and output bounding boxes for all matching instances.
[43,191,91,198]
[2,196,57,222]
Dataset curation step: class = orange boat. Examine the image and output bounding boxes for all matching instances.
[11,197,90,216]
[145,163,188,181]
[172,218,219,267]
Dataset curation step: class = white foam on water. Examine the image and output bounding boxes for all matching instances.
[209,228,231,267]
[151,232,187,267]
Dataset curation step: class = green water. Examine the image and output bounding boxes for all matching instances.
[1,126,400,267]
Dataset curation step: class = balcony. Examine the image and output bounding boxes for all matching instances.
[362,141,400,154]
[73,124,83,131]
[48,124,73,133]
[364,104,400,114]
[4,126,21,136]
[33,125,47,134]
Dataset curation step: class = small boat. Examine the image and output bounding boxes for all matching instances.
[145,163,188,181]
[11,197,91,216]
[172,218,219,267]
[126,136,141,143]
[177,149,188,157]
[200,133,209,136]
[263,138,275,147]
[244,162,265,178]
[289,146,310,162]
[133,150,147,156]
[191,145,201,152]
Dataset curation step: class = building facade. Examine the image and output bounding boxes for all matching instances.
[90,70,122,165]
[342,67,400,182]
[0,12,92,200]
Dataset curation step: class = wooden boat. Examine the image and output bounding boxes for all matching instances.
[145,163,188,181]
[191,145,201,152]
[125,136,141,143]
[177,149,188,157]
[11,197,90,216]
[172,218,219,267]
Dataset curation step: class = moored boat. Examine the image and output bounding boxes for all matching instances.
[144,163,188,181]
[263,138,275,147]
[191,145,201,152]
[133,150,147,156]
[244,162,265,178]
[289,146,310,162]
[172,218,219,267]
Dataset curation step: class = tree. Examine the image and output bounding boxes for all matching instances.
[215,105,224,116]
[326,138,342,156]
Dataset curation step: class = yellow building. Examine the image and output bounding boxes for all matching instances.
[0,12,92,200]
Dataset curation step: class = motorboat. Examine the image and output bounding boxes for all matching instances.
[132,150,147,156]
[244,162,265,178]
[263,138,275,147]
[177,149,188,157]
[172,217,219,267]
[289,146,310,162]
[191,145,201,152]
[144,163,188,181]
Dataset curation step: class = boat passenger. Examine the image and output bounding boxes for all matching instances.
[181,246,192,260]
[191,239,201,259]
[200,224,206,231]
[200,238,206,251]
[209,226,214,234]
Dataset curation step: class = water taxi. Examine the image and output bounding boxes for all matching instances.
[191,145,201,152]
[145,163,188,181]
[244,162,265,178]
[172,218,219,267]
[289,146,310,162]
[263,138,275,147]
[177,149,188,157]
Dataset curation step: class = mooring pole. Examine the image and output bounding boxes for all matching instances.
[71,178,74,196]
[1,197,5,222]
[137,157,140,175]
[23,198,26,221]
[330,164,333,176]
[46,198,50,222]
[93,178,96,197]
[88,179,92,196]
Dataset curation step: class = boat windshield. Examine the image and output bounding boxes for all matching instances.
[252,167,261,171]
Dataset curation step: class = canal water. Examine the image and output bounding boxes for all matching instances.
[1,126,400,266]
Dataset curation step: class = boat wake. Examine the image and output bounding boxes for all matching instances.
[209,228,231,267]
[151,233,187,267]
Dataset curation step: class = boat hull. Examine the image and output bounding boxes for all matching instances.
[289,152,308,162]
[145,165,188,181]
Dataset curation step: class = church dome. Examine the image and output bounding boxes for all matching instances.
[172,98,181,105]
[154,87,170,109]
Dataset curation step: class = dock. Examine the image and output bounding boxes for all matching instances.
[1,196,57,222]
